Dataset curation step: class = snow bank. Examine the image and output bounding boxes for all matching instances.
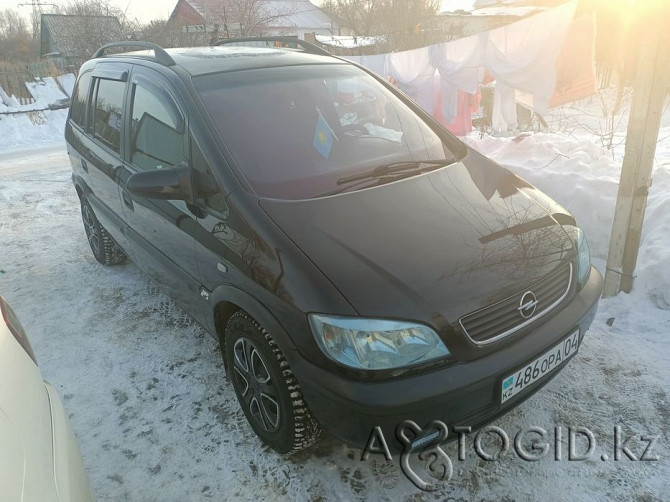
[0,75,72,154]
[24,76,68,107]
[0,109,68,154]
[57,73,76,97]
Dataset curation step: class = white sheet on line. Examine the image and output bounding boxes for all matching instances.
[486,0,577,131]
[345,0,578,131]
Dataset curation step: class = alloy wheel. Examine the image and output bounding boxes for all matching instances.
[81,203,100,256]
[232,337,281,432]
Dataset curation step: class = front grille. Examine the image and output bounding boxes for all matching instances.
[459,263,573,345]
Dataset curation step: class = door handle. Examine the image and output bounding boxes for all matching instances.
[122,190,134,211]
[81,158,88,173]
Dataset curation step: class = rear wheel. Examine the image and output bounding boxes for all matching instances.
[225,311,321,454]
[80,198,127,265]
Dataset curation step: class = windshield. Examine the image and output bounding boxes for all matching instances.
[195,64,465,200]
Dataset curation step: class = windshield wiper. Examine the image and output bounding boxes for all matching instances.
[336,159,455,185]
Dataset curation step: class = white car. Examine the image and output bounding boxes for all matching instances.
[0,294,94,501]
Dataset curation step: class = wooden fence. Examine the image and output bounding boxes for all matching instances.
[0,61,61,101]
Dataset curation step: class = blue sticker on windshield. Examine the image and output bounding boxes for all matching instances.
[313,108,336,159]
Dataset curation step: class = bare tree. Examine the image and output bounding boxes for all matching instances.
[58,0,125,20]
[321,0,380,36]
[131,18,209,48]
[378,0,441,49]
[0,9,34,62]
[206,0,295,38]
[322,0,440,51]
[50,0,130,60]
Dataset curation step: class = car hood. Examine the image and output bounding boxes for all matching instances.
[260,148,576,326]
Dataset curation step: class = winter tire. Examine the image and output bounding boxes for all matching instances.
[225,311,321,454]
[80,198,127,265]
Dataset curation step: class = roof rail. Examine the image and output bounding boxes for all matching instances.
[213,37,331,57]
[93,42,176,66]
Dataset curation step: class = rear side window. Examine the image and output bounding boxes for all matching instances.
[130,84,185,171]
[70,72,91,128]
[92,78,125,153]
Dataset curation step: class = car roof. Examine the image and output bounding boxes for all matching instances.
[102,46,345,77]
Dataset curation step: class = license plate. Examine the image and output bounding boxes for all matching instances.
[500,330,580,403]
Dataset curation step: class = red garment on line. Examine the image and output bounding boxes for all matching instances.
[434,89,480,136]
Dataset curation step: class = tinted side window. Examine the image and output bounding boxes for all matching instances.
[92,78,125,153]
[130,85,185,171]
[70,72,91,127]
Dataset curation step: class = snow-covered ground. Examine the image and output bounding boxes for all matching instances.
[1,102,669,500]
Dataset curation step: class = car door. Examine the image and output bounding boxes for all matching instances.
[117,66,205,321]
[72,65,131,252]
[189,135,289,334]
[187,136,239,333]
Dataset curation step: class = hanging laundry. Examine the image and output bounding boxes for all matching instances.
[515,12,597,111]
[549,12,597,108]
[385,45,436,112]
[345,0,581,134]
[429,32,487,122]
[435,88,481,136]
[347,54,387,77]
[492,83,519,132]
[485,0,577,132]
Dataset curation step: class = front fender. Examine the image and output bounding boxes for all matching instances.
[208,285,301,371]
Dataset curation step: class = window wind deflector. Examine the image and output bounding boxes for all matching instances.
[92,68,128,81]
[336,159,456,186]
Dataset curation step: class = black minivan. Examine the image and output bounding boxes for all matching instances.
[66,39,602,454]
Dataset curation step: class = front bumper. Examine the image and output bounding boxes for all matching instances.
[294,266,603,450]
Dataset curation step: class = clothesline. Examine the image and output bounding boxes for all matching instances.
[345,0,581,133]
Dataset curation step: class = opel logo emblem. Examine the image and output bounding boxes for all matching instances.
[518,291,538,319]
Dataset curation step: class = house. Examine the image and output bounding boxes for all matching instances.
[168,0,339,39]
[438,0,566,38]
[40,14,123,67]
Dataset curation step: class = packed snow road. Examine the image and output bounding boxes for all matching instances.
[1,143,668,501]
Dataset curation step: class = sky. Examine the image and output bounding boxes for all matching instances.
[0,0,174,23]
[0,0,478,24]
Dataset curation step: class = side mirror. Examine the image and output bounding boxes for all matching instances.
[126,164,192,202]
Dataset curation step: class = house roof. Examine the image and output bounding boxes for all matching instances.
[41,14,123,58]
[264,0,334,29]
[177,0,335,30]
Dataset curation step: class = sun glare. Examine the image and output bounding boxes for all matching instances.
[622,0,670,14]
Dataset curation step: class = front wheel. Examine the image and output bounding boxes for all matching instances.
[225,311,321,454]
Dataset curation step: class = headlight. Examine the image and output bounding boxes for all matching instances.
[576,227,591,287]
[308,314,451,370]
